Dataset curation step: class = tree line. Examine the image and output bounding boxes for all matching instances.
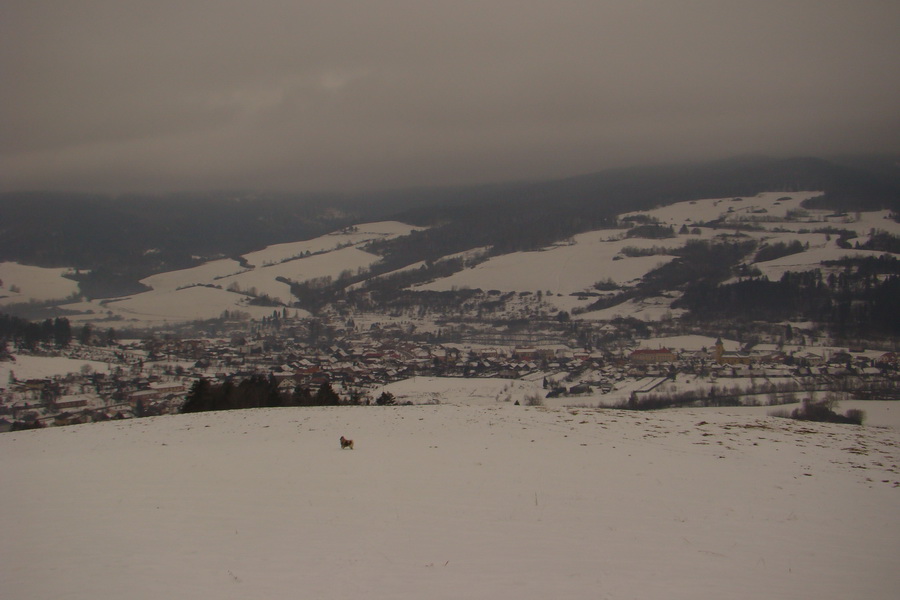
[181,376,398,413]
[0,315,72,348]
[675,269,900,339]
[0,314,117,349]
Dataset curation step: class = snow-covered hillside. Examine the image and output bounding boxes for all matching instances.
[221,246,380,303]
[4,194,900,326]
[0,262,79,305]
[0,353,111,382]
[53,221,419,326]
[753,247,891,281]
[2,400,898,599]
[413,233,679,295]
[411,191,900,318]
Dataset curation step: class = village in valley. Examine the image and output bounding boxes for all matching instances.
[1,181,899,600]
[2,190,899,428]
[6,7,900,596]
[2,308,897,430]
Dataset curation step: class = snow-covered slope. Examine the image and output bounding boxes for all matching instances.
[220,246,380,303]
[2,401,898,599]
[6,196,900,326]
[140,258,246,292]
[241,221,421,267]
[621,191,823,226]
[0,354,111,382]
[413,233,679,295]
[0,262,79,305]
[753,247,891,281]
[413,191,900,319]
[54,221,419,325]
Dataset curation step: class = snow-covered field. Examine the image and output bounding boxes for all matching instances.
[381,375,543,406]
[54,221,415,325]
[0,354,111,382]
[575,294,685,322]
[89,285,293,325]
[636,335,740,352]
[240,221,422,267]
[219,246,381,304]
[622,191,823,226]
[2,396,898,600]
[753,247,891,281]
[414,233,680,296]
[140,258,246,292]
[0,262,79,305]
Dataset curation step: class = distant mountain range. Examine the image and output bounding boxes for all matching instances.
[1,155,898,298]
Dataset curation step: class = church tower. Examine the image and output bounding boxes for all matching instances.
[714,337,725,364]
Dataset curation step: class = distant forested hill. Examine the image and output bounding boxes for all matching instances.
[0,192,370,269]
[372,156,900,267]
[1,156,897,297]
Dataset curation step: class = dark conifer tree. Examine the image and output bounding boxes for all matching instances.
[53,318,72,347]
[314,381,341,405]
[182,379,214,413]
[292,385,313,406]
[79,323,93,346]
[376,391,396,405]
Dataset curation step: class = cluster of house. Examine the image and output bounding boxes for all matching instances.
[0,369,186,431]
[627,338,898,376]
[2,329,897,430]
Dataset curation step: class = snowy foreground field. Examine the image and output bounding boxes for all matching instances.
[2,397,899,600]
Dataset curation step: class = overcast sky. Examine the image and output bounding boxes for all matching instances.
[2,1,899,194]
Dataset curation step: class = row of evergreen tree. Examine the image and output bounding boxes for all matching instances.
[181,376,398,413]
[181,376,339,412]
[0,314,117,349]
[0,315,72,348]
[675,270,900,339]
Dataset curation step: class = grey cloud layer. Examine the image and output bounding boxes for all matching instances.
[2,1,899,192]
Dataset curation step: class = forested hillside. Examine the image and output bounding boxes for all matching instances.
[2,156,898,298]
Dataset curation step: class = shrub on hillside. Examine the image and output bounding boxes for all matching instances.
[375,391,396,405]
[784,399,865,425]
[843,408,866,425]
[524,393,544,407]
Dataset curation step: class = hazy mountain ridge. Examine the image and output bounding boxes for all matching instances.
[2,157,897,289]
[2,156,899,338]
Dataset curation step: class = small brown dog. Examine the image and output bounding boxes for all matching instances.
[340,435,354,450]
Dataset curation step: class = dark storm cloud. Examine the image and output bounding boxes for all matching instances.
[2,1,899,193]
